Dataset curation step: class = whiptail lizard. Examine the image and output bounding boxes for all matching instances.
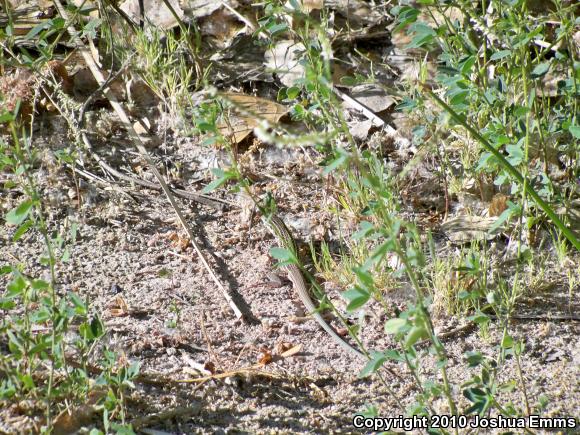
[262,214,366,360]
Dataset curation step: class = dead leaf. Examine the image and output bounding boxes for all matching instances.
[258,349,273,365]
[309,382,329,400]
[346,84,396,114]
[204,361,216,374]
[167,232,190,251]
[489,193,508,217]
[217,92,288,144]
[199,8,246,48]
[53,405,97,435]
[301,0,323,12]
[349,119,374,141]
[108,296,129,317]
[440,215,503,243]
[279,344,303,358]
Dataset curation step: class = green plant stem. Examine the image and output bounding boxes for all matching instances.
[514,347,531,415]
[9,121,60,428]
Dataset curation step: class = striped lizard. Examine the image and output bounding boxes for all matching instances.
[262,214,366,360]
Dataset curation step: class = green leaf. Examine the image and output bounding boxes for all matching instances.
[531,62,550,78]
[0,112,15,123]
[463,387,490,414]
[108,423,136,435]
[201,168,235,193]
[505,143,523,166]
[343,286,370,311]
[459,55,476,75]
[82,18,102,38]
[358,351,385,378]
[69,292,87,314]
[384,318,408,334]
[0,298,16,309]
[340,76,357,86]
[25,20,51,40]
[7,274,26,296]
[29,307,50,323]
[392,6,420,33]
[465,351,483,367]
[569,125,580,139]
[323,151,348,175]
[89,316,105,339]
[20,374,35,390]
[5,200,33,225]
[498,380,517,392]
[490,50,511,61]
[488,202,518,235]
[12,220,33,241]
[383,349,404,362]
[501,334,513,349]
[406,23,435,49]
[467,311,489,325]
[31,279,49,290]
[286,86,301,99]
[267,23,288,37]
[449,89,469,106]
[353,267,374,288]
[405,325,428,347]
[352,221,374,240]
[269,247,295,262]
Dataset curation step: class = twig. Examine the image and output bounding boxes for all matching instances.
[77,55,134,128]
[53,0,244,320]
[332,86,410,148]
[220,1,256,32]
[80,132,229,209]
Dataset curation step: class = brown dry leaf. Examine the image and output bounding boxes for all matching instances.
[0,61,73,123]
[167,232,189,251]
[199,8,246,47]
[440,215,503,243]
[279,344,303,358]
[301,0,323,13]
[204,361,216,375]
[276,341,294,353]
[348,119,373,141]
[328,0,381,27]
[489,193,508,217]
[258,349,273,365]
[309,382,329,400]
[71,67,126,102]
[218,92,288,144]
[347,84,396,114]
[52,405,97,435]
[109,296,129,317]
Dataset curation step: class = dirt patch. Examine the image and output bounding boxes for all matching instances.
[1,131,578,433]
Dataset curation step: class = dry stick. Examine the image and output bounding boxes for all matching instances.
[80,132,228,209]
[332,86,410,148]
[53,0,243,320]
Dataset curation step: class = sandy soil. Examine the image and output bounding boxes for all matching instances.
[1,129,578,434]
